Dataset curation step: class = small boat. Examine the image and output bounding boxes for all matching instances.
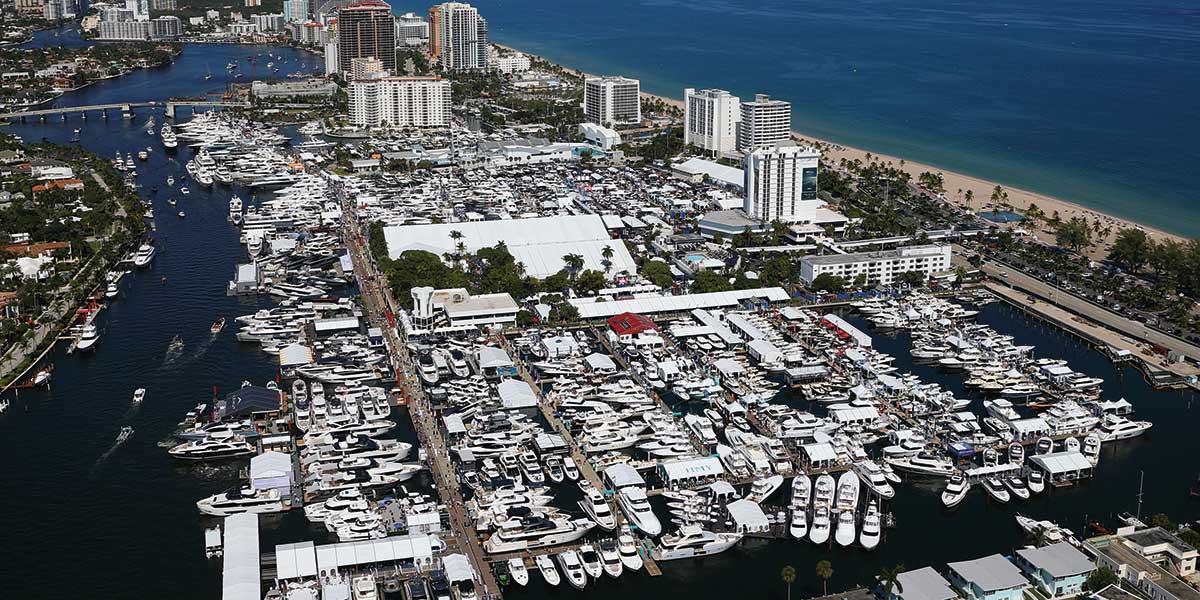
[138,151,148,161]
[167,198,177,206]
[506,558,529,586]
[117,425,133,444]
[617,533,643,571]
[1027,470,1046,494]
[983,478,1011,503]
[941,472,970,508]
[132,388,146,404]
[211,317,226,334]
[181,187,189,195]
[178,211,186,218]
[535,554,559,586]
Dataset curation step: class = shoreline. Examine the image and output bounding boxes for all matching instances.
[501,44,1187,250]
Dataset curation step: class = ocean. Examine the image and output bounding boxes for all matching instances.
[2,21,1200,600]
[452,0,1200,237]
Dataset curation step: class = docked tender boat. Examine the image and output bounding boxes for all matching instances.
[1027,470,1046,494]
[506,558,529,586]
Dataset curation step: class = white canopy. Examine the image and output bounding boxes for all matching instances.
[222,513,260,600]
[497,379,538,409]
[726,499,769,533]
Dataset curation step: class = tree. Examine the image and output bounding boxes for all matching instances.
[562,253,584,280]
[1084,566,1119,592]
[781,565,797,600]
[963,189,974,206]
[811,273,847,293]
[641,260,674,288]
[897,271,927,288]
[815,560,833,595]
[1149,513,1176,530]
[575,269,607,296]
[878,565,906,598]
[601,244,614,273]
[711,231,725,246]
[1107,228,1154,272]
[691,270,733,293]
[1054,216,1093,252]
[990,185,1009,208]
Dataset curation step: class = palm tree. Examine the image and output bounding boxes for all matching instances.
[816,560,833,595]
[782,565,797,600]
[878,564,906,598]
[562,253,584,280]
[448,230,465,267]
[601,244,614,274]
[964,189,974,207]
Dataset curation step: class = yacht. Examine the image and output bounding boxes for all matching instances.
[789,475,810,540]
[859,500,881,550]
[77,324,100,352]
[616,487,662,536]
[482,515,595,553]
[745,474,784,504]
[196,487,284,516]
[578,544,603,579]
[835,508,856,547]
[940,472,970,508]
[535,554,560,587]
[578,481,617,530]
[132,388,145,404]
[116,425,133,444]
[598,538,623,578]
[886,454,956,478]
[809,504,833,544]
[618,533,643,570]
[506,558,529,586]
[983,478,1011,503]
[651,524,742,561]
[1027,470,1046,494]
[1097,414,1152,441]
[228,197,243,224]
[133,244,156,268]
[854,461,896,498]
[352,575,378,600]
[1003,476,1031,500]
[557,550,587,590]
[168,436,256,461]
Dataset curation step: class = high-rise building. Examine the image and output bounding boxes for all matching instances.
[428,3,488,71]
[684,88,741,156]
[252,12,285,31]
[583,76,641,126]
[738,93,791,152]
[151,15,182,38]
[335,1,395,75]
[743,142,822,224]
[282,0,306,23]
[123,0,149,20]
[98,19,152,39]
[349,56,385,80]
[150,0,176,10]
[395,12,428,46]
[15,0,46,16]
[349,77,452,128]
[43,0,64,20]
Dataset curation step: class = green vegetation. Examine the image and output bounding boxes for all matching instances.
[618,127,684,163]
[811,273,848,293]
[815,560,834,596]
[781,565,796,600]
[1054,216,1092,252]
[1084,566,1119,592]
[641,260,673,288]
[690,270,732,294]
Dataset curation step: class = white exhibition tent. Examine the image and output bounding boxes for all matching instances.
[222,513,261,600]
[497,379,538,409]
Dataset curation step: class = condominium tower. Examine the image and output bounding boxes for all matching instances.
[738,93,792,151]
[335,1,395,75]
[427,2,489,71]
[684,88,741,155]
[583,76,641,126]
[743,142,822,223]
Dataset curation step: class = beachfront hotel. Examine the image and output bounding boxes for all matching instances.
[349,77,452,128]
[584,76,642,126]
[743,142,822,223]
[684,88,741,156]
[335,0,396,75]
[427,2,489,71]
[799,245,953,286]
[739,93,792,151]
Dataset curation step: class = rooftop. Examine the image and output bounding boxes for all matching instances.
[803,244,950,266]
[1016,542,1095,578]
[948,554,1029,592]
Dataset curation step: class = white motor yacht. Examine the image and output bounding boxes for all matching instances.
[557,550,588,590]
[76,325,100,352]
[854,461,896,498]
[618,533,643,570]
[651,524,742,561]
[859,500,881,550]
[598,539,624,578]
[834,509,857,547]
[617,487,662,537]
[1097,414,1152,441]
[133,244,156,268]
[940,472,970,508]
[809,505,832,544]
[196,487,284,516]
[1003,476,1031,500]
[886,454,956,478]
[746,474,784,503]
[132,388,146,404]
[169,436,255,461]
[578,544,603,579]
[983,478,1011,503]
[482,515,595,553]
[506,558,529,586]
[578,481,618,531]
[789,475,811,540]
[1027,470,1046,494]
[535,554,560,586]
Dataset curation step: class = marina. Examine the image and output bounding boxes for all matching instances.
[1,23,1200,600]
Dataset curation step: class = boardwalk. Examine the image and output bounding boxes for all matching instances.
[339,205,500,597]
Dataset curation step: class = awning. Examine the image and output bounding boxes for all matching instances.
[497,379,538,409]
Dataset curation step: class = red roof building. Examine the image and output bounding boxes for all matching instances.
[606,312,660,336]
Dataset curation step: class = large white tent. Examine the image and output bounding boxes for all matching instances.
[383,214,636,278]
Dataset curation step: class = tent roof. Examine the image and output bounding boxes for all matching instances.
[1030,451,1093,474]
[476,346,513,368]
[497,379,538,409]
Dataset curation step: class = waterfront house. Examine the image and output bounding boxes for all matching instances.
[1089,530,1200,600]
[1014,542,1095,597]
[946,554,1030,600]
[888,567,958,600]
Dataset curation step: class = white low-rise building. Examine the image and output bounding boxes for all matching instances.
[799,244,952,286]
[577,122,620,150]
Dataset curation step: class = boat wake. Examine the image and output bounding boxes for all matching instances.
[92,428,133,472]
[162,334,186,367]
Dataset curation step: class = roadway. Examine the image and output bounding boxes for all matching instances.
[970,257,1200,373]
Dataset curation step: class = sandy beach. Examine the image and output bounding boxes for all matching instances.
[504,43,1187,254]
